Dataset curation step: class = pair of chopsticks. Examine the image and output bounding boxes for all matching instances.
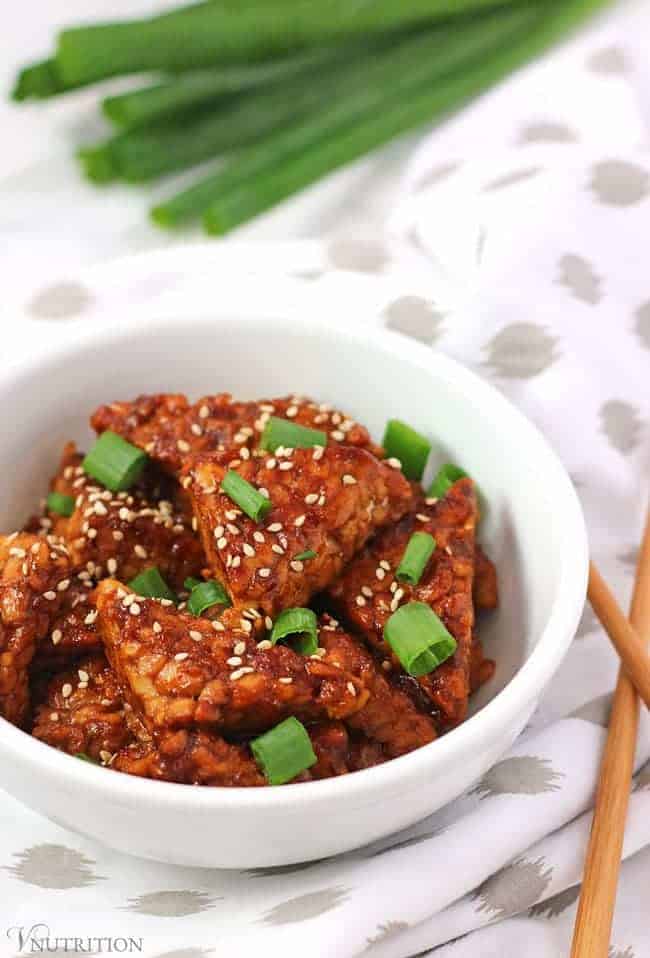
[570,511,650,957]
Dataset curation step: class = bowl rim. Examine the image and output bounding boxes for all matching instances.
[0,309,589,811]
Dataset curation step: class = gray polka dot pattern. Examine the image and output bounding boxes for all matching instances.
[519,122,577,145]
[124,891,218,917]
[470,756,563,799]
[635,301,650,350]
[570,693,612,728]
[327,237,389,273]
[4,844,104,889]
[587,46,627,74]
[483,323,560,379]
[590,160,650,207]
[414,161,461,192]
[260,887,349,925]
[27,282,93,320]
[473,857,553,919]
[557,254,602,305]
[247,861,322,879]
[600,400,643,454]
[634,759,650,792]
[609,947,636,958]
[618,545,640,572]
[483,167,541,191]
[365,830,441,859]
[529,883,580,918]
[364,921,409,949]
[384,296,444,344]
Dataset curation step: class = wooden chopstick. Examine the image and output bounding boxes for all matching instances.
[588,561,650,709]
[570,510,650,958]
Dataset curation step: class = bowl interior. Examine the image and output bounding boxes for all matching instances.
[0,313,572,719]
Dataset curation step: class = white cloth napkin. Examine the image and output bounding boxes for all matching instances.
[3,7,650,958]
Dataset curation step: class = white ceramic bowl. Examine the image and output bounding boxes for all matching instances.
[0,309,588,868]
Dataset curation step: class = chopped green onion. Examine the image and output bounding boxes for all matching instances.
[250,716,317,785]
[187,580,231,616]
[428,464,469,499]
[384,601,456,677]
[294,549,317,561]
[396,532,436,586]
[260,416,327,453]
[82,431,148,492]
[128,567,177,602]
[184,577,202,592]
[270,607,318,656]
[46,492,75,517]
[220,470,272,522]
[382,419,431,480]
[75,753,98,764]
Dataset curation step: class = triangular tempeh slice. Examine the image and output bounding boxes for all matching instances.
[95,579,365,735]
[0,533,70,725]
[184,445,413,616]
[91,393,380,476]
[328,478,478,731]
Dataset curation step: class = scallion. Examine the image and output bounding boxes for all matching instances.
[428,464,469,499]
[250,716,317,785]
[128,567,177,602]
[382,420,431,481]
[270,607,318,656]
[187,580,231,616]
[260,416,328,453]
[384,601,456,677]
[46,492,75,517]
[294,550,317,561]
[82,431,148,492]
[220,470,272,522]
[396,532,436,586]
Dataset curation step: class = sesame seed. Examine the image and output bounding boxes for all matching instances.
[260,403,275,413]
[43,591,57,601]
[78,669,89,683]
[286,405,298,418]
[113,530,124,541]
[217,536,228,550]
[425,497,439,506]
[390,581,398,593]
[416,513,430,522]
[106,558,118,575]
[312,446,325,461]
[61,683,73,699]
[181,476,192,489]
[240,619,253,633]
[258,487,269,499]
[189,630,203,642]
[380,560,391,571]
[84,611,98,625]
[242,543,256,558]
[214,525,225,539]
[279,677,293,685]
[9,547,26,558]
[347,681,357,696]
[153,622,162,634]
[290,560,304,573]
[361,586,373,598]
[230,667,254,681]
[331,431,345,441]
[134,545,148,559]
[271,544,285,555]
[382,660,392,671]
[240,447,251,461]
[304,493,319,505]
[375,568,386,581]
[56,579,70,592]
[177,439,191,453]
[253,531,265,544]
[390,597,400,612]
[191,423,203,436]
[50,712,59,722]
[231,556,241,568]
[225,509,239,521]
[386,458,402,469]
[267,522,283,532]
[212,620,225,631]
[99,750,113,765]
[175,653,189,663]
[199,404,209,419]
[227,523,240,536]
[279,461,293,471]
[123,593,135,606]
[355,595,366,607]
[233,641,246,656]
[445,545,453,555]
[160,598,174,607]
[294,514,306,527]
[227,656,243,667]
[130,603,141,616]
[342,474,357,485]
[51,629,63,645]
[394,588,405,601]
[264,616,273,631]
[266,458,277,470]
[94,501,108,516]
[256,568,271,581]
